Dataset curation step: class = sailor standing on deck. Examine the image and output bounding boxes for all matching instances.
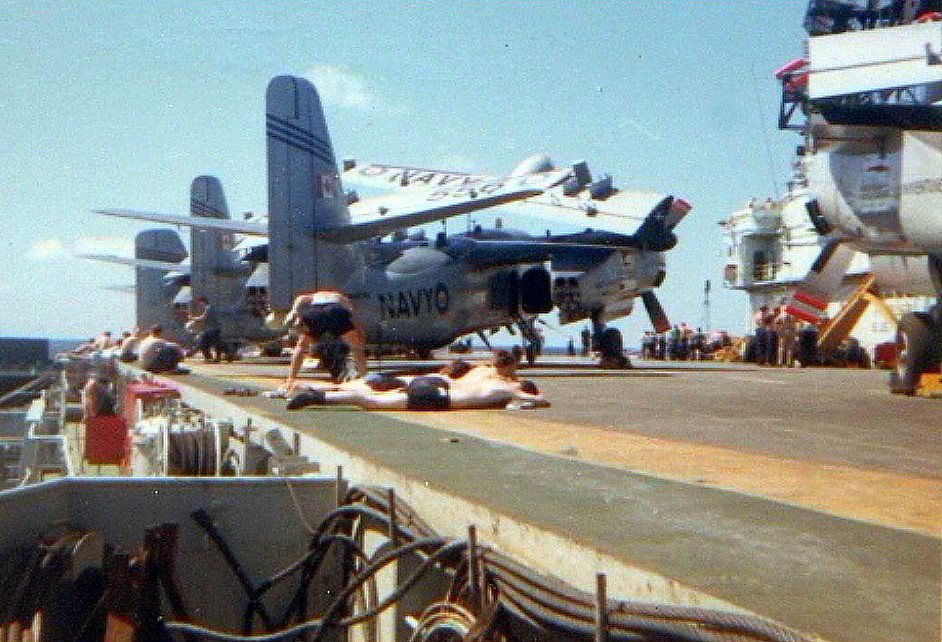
[189,296,223,363]
[280,291,368,393]
[753,305,774,365]
[774,304,798,367]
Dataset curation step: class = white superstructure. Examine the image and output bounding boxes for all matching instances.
[721,176,931,354]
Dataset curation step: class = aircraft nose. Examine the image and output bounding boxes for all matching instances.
[636,252,666,286]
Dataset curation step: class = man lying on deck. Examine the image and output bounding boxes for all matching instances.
[285,351,549,410]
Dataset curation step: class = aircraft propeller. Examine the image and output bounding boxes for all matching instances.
[641,291,671,334]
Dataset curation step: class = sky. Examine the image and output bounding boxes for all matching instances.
[0,2,810,345]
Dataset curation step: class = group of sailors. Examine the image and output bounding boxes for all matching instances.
[278,291,547,411]
[640,324,733,362]
[71,290,549,417]
[635,305,825,368]
[67,324,188,374]
[66,296,227,376]
[751,304,804,367]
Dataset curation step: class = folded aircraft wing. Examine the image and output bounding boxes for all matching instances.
[457,237,636,268]
[97,170,564,245]
[95,208,268,236]
[342,162,492,191]
[786,241,857,323]
[501,191,668,234]
[344,162,690,235]
[320,170,568,243]
[76,253,191,273]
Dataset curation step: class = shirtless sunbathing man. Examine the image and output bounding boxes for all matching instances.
[286,351,548,410]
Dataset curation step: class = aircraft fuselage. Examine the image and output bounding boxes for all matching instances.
[808,126,942,260]
[342,250,548,351]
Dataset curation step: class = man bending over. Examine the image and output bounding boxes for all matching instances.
[281,291,368,393]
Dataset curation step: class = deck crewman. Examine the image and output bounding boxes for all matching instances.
[280,291,368,394]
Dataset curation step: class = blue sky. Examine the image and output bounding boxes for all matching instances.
[1,2,809,344]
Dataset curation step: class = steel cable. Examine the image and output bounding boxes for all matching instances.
[481,550,813,642]
[164,538,460,642]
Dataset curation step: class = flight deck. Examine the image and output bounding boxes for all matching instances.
[134,356,941,642]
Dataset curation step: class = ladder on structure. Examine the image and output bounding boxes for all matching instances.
[816,274,897,354]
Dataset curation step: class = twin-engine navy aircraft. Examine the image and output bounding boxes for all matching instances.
[94,75,690,364]
[343,157,690,355]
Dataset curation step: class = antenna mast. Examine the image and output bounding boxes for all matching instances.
[702,279,711,334]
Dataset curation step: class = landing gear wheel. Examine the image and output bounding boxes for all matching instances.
[890,312,939,395]
[597,327,629,368]
[222,342,240,362]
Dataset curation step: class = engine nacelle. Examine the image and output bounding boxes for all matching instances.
[520,266,552,313]
[809,130,942,256]
[486,265,552,317]
[552,250,663,324]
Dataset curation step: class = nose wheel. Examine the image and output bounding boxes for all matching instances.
[591,310,630,368]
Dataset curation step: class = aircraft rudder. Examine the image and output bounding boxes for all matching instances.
[135,228,186,263]
[265,75,336,174]
[190,175,229,220]
[266,74,350,311]
[134,229,188,342]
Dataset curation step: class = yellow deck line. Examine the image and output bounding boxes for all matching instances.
[376,410,942,538]
[187,364,941,538]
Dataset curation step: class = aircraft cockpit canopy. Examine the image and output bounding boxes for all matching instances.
[385,246,451,276]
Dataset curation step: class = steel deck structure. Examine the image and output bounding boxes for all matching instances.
[133,356,940,642]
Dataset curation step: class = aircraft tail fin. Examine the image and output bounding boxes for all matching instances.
[189,176,249,325]
[135,229,188,343]
[630,196,678,251]
[266,75,356,311]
